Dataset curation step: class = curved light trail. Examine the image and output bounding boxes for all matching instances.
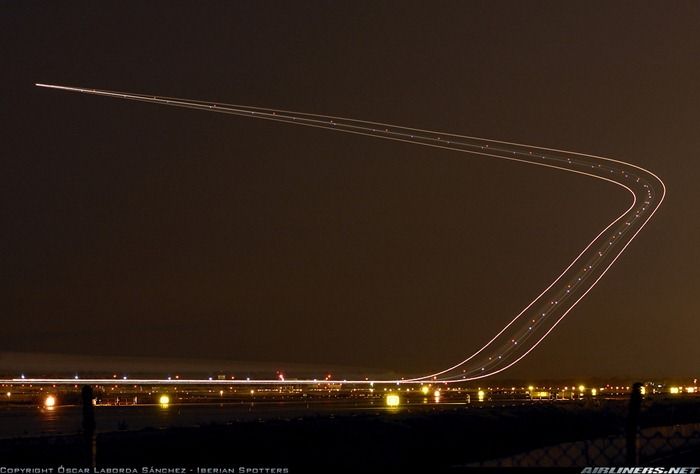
[23,83,665,386]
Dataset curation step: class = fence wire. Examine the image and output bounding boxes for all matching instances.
[470,423,700,467]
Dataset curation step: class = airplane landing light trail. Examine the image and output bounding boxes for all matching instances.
[27,83,666,386]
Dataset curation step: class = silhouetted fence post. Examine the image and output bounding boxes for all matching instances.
[625,382,642,465]
[82,385,96,467]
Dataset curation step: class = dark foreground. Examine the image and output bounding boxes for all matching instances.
[2,399,700,471]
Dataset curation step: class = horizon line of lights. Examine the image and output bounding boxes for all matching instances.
[28,382,695,410]
[7,378,696,391]
[28,83,666,384]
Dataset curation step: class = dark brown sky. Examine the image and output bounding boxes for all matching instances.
[2,1,699,379]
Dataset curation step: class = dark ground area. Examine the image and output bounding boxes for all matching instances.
[2,399,700,471]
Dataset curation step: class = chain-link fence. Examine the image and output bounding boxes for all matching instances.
[469,422,700,467]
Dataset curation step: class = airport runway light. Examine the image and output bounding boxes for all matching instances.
[385,393,400,407]
[159,394,170,405]
[44,395,56,408]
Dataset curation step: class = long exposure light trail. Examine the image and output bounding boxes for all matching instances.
[21,83,665,385]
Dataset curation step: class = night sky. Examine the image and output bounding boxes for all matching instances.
[2,1,699,379]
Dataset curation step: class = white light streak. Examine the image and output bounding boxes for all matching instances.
[28,83,665,385]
